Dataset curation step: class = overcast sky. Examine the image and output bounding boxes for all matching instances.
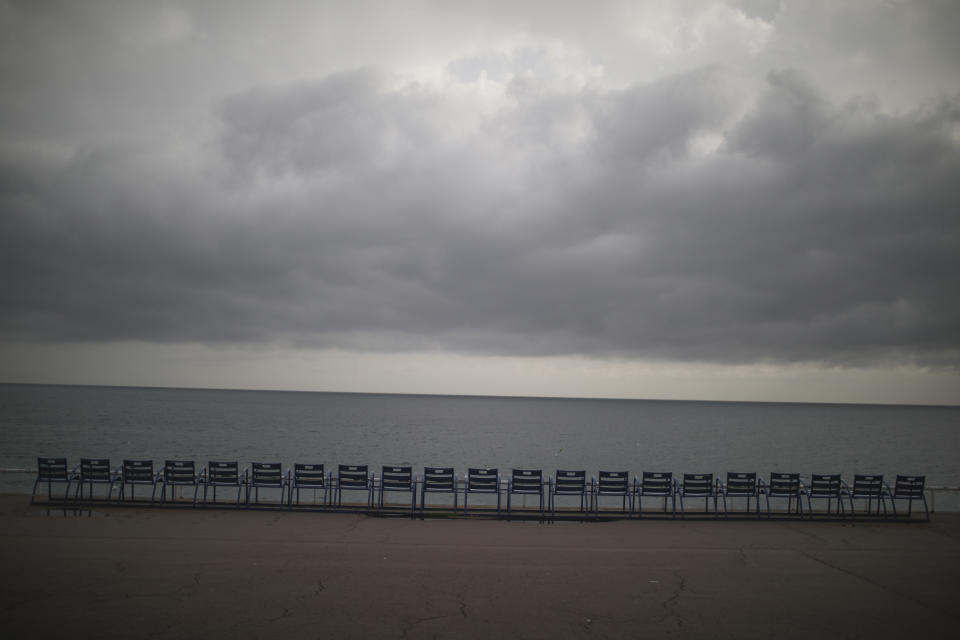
[1,1,958,404]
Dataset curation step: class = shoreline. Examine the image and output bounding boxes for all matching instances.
[2,494,958,638]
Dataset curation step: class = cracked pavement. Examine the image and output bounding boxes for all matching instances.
[1,496,958,638]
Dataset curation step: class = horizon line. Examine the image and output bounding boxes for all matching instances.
[1,380,957,410]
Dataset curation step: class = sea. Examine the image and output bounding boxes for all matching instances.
[2,383,958,508]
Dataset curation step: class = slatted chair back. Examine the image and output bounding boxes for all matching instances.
[467,468,499,493]
[681,473,714,497]
[208,461,241,485]
[377,466,416,515]
[158,460,199,505]
[892,475,925,499]
[80,458,112,482]
[506,469,544,518]
[767,472,800,497]
[554,470,586,495]
[290,463,327,507]
[251,462,283,488]
[122,459,155,484]
[420,467,458,518]
[510,469,543,494]
[32,457,74,504]
[724,472,757,497]
[163,460,197,485]
[339,464,370,489]
[640,471,674,496]
[851,474,884,498]
[293,463,326,489]
[550,470,588,520]
[423,467,456,492]
[38,457,69,482]
[381,465,414,491]
[889,475,928,521]
[597,471,630,495]
[808,474,842,498]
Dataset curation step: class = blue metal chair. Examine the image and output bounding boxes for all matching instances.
[74,458,120,501]
[246,462,287,506]
[463,467,501,515]
[594,470,633,518]
[719,472,759,517]
[636,471,677,517]
[885,475,928,521]
[507,469,544,519]
[549,470,588,520]
[842,474,887,518]
[115,459,160,503]
[378,465,417,516]
[203,461,246,505]
[32,457,75,504]
[759,472,803,517]
[803,474,844,518]
[337,464,374,511]
[156,460,201,505]
[289,463,329,507]
[678,473,718,517]
[420,466,458,517]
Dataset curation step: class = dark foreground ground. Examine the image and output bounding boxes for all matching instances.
[1,495,958,639]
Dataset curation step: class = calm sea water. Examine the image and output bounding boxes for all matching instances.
[1,384,958,502]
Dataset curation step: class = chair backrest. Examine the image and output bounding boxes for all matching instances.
[251,462,283,487]
[682,473,714,497]
[511,469,543,493]
[597,471,629,495]
[423,467,455,492]
[338,464,369,489]
[851,474,884,497]
[725,472,757,496]
[808,474,841,498]
[122,459,154,483]
[467,468,499,492]
[381,465,413,490]
[640,471,673,496]
[208,461,240,485]
[37,457,68,482]
[164,460,197,485]
[80,458,112,482]
[893,474,925,499]
[767,472,800,496]
[293,463,325,487]
[554,470,586,494]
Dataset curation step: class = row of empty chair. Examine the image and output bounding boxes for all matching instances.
[31,458,930,521]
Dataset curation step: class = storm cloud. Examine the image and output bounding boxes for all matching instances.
[1,1,959,374]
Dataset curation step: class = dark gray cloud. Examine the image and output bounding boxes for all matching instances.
[3,61,958,369]
[1,2,959,372]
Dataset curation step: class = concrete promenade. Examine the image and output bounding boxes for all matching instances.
[1,495,958,639]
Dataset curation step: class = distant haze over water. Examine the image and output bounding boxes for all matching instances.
[1,384,957,499]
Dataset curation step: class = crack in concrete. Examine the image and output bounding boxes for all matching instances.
[737,546,748,568]
[796,550,952,618]
[399,613,460,639]
[660,569,686,630]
